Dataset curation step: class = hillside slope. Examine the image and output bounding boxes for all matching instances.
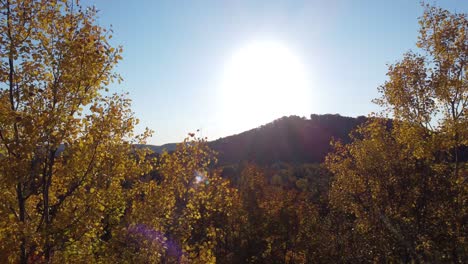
[210,114,367,165]
[146,114,368,165]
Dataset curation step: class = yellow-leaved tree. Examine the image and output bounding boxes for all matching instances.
[0,0,153,262]
[326,4,466,262]
[120,136,241,264]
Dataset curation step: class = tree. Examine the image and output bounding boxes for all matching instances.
[0,0,152,262]
[377,4,467,260]
[375,4,467,168]
[327,4,467,262]
[229,164,322,263]
[119,136,241,263]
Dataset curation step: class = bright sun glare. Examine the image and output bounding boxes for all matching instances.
[219,40,311,132]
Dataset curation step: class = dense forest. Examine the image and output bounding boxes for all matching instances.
[0,1,466,263]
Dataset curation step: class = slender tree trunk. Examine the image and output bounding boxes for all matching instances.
[6,2,28,261]
[17,183,27,264]
[450,102,461,262]
[43,176,51,263]
[43,149,56,263]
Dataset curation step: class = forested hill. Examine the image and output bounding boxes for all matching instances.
[147,114,368,164]
[210,114,367,165]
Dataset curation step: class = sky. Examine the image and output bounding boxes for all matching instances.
[82,0,467,145]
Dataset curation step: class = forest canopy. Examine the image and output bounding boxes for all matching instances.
[0,1,466,263]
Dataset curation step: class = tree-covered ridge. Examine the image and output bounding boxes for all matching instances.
[145,114,368,164]
[211,114,368,165]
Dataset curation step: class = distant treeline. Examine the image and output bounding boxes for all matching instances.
[145,114,367,163]
[148,114,468,166]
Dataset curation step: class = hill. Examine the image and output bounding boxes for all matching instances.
[210,114,367,165]
[136,143,177,154]
[147,114,368,165]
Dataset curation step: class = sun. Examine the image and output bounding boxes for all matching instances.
[218,40,311,133]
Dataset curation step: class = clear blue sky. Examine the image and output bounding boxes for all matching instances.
[82,0,467,145]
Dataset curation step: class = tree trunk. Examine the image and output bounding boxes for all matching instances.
[17,183,27,264]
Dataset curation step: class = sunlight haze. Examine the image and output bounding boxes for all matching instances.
[217,40,312,135]
[82,0,467,144]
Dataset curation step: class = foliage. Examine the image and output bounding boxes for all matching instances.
[118,136,241,263]
[0,0,154,262]
[1,1,466,263]
[217,163,331,263]
[327,4,467,262]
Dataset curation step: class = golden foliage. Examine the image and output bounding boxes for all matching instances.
[327,4,467,262]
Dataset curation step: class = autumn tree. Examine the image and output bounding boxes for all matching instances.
[0,0,152,262]
[377,4,467,260]
[226,164,324,263]
[327,4,466,262]
[113,136,241,264]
